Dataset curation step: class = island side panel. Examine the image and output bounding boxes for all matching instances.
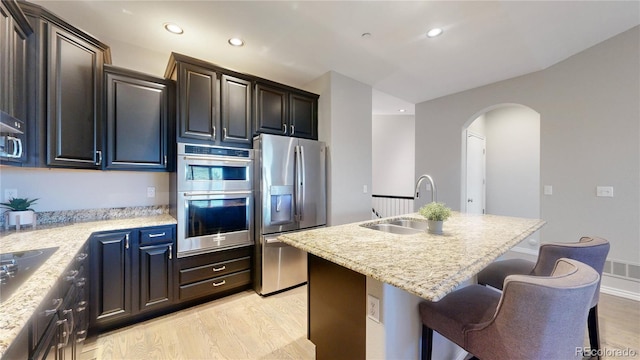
[308,254,366,360]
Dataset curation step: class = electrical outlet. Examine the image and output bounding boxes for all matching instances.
[4,189,17,202]
[367,294,380,323]
[147,187,156,198]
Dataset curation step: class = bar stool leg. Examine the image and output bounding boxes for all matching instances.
[421,325,433,360]
[588,305,601,359]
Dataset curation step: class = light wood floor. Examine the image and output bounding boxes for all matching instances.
[81,286,315,360]
[81,288,638,360]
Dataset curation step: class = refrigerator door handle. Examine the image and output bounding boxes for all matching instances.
[299,145,305,221]
[294,145,304,222]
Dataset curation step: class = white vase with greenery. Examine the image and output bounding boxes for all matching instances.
[1,197,38,227]
[418,202,452,234]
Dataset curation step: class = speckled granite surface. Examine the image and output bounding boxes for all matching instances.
[279,212,545,302]
[0,214,177,356]
[0,205,169,228]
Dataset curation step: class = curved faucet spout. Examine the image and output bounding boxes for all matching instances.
[414,174,437,203]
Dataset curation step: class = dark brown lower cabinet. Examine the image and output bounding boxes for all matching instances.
[138,242,173,312]
[176,246,253,302]
[89,225,175,332]
[308,254,366,360]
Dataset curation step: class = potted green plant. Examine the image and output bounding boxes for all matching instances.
[1,197,38,227]
[418,202,452,234]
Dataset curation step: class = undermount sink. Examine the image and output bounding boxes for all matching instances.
[361,218,428,235]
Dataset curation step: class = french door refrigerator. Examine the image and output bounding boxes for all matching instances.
[254,134,326,295]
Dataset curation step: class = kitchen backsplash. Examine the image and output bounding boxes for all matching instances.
[0,205,170,228]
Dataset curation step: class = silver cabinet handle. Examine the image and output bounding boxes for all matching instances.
[212,265,226,272]
[65,270,79,282]
[212,125,216,140]
[43,298,63,316]
[282,124,287,134]
[76,252,88,261]
[148,232,166,238]
[95,150,102,166]
[164,155,168,167]
[168,245,172,260]
[223,127,227,139]
[290,124,295,135]
[212,280,226,287]
[125,234,130,249]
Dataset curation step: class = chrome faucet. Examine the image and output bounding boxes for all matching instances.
[414,174,437,203]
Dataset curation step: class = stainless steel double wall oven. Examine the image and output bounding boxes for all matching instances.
[172,143,254,258]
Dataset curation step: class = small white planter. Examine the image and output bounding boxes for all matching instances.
[7,210,35,226]
[427,220,443,234]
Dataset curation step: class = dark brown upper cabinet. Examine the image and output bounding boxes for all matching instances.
[0,0,31,122]
[255,80,318,140]
[104,66,174,171]
[20,1,112,168]
[0,0,32,164]
[165,53,253,148]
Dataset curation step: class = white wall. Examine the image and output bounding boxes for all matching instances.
[415,27,640,294]
[484,106,541,252]
[306,71,372,226]
[0,167,169,211]
[372,115,415,197]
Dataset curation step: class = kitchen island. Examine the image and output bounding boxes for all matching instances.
[278,212,545,359]
[0,214,177,357]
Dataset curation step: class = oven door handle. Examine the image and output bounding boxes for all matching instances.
[182,191,252,197]
[181,155,253,164]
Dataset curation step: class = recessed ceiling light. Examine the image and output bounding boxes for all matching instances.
[426,28,443,38]
[228,38,245,47]
[164,23,184,35]
[399,109,406,113]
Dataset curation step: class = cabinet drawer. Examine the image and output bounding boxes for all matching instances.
[139,226,174,245]
[179,270,251,301]
[179,256,250,285]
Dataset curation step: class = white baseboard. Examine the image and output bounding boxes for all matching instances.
[454,349,469,360]
[600,285,640,302]
[509,246,538,257]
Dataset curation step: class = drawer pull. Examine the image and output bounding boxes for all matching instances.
[212,265,226,272]
[76,253,88,261]
[148,232,166,238]
[212,280,226,287]
[65,270,79,282]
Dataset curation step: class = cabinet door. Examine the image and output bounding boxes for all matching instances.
[105,68,171,171]
[220,74,252,145]
[0,2,28,121]
[90,231,133,326]
[138,242,173,312]
[47,25,103,168]
[255,83,288,136]
[0,4,10,113]
[178,62,217,141]
[289,92,318,140]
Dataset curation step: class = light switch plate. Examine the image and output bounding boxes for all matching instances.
[543,185,553,195]
[596,186,613,197]
[147,187,156,198]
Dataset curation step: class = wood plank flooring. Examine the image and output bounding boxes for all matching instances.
[81,286,314,360]
[81,288,638,360]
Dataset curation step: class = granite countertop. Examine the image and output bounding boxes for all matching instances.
[0,214,177,356]
[278,212,545,302]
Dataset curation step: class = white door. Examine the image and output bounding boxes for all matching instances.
[466,132,485,214]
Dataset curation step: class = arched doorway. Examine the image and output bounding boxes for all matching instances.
[461,104,541,252]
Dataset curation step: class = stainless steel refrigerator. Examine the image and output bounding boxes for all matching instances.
[254,134,326,295]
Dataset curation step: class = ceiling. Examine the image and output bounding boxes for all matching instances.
[30,1,640,115]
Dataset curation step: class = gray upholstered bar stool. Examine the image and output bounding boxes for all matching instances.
[476,236,609,358]
[419,258,600,360]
